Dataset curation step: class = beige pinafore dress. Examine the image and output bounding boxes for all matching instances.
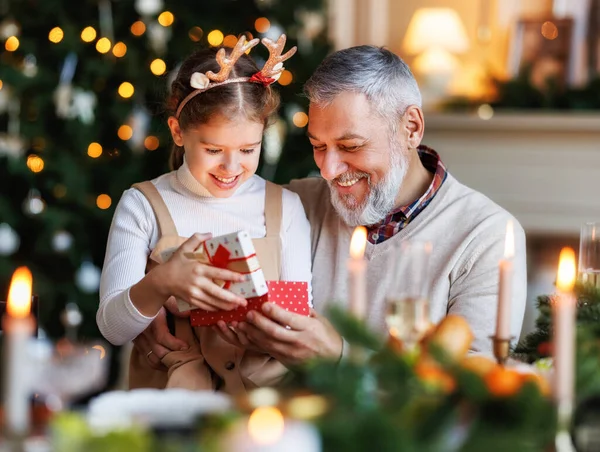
[127,180,288,395]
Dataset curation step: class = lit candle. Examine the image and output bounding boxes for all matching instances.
[2,266,35,437]
[553,247,577,412]
[224,406,321,451]
[348,227,367,319]
[496,220,515,339]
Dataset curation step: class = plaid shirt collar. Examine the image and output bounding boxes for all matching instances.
[366,145,447,244]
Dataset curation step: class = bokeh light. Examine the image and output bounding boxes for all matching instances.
[541,21,558,40]
[87,142,102,158]
[255,18,271,34]
[207,30,224,46]
[26,155,44,173]
[158,11,174,27]
[5,36,19,51]
[81,26,97,42]
[96,194,112,210]
[150,58,166,76]
[48,27,64,43]
[96,37,111,53]
[131,21,146,36]
[278,70,293,86]
[118,82,134,98]
[189,26,203,42]
[144,136,160,151]
[292,112,308,128]
[112,42,127,57]
[118,125,133,140]
[223,34,238,48]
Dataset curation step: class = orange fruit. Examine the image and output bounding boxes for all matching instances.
[520,372,551,396]
[484,366,523,397]
[415,361,456,394]
[461,354,497,376]
[424,315,474,362]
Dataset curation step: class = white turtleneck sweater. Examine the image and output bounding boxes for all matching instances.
[97,162,312,345]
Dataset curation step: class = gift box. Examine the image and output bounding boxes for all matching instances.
[159,231,268,312]
[190,280,310,327]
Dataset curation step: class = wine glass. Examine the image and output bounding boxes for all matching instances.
[29,338,111,411]
[579,222,600,286]
[385,241,432,350]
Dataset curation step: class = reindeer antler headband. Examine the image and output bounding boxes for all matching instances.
[175,34,297,119]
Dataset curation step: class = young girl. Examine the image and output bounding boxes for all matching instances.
[97,35,312,395]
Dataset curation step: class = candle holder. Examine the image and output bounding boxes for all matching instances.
[489,335,513,366]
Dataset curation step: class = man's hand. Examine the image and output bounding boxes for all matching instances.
[236,303,343,367]
[132,297,189,370]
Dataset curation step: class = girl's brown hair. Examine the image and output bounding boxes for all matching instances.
[167,47,280,170]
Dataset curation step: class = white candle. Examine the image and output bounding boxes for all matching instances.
[348,227,367,319]
[553,247,577,410]
[224,406,321,452]
[2,266,35,437]
[496,220,514,339]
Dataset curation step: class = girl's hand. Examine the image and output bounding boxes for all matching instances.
[212,320,267,353]
[160,233,248,312]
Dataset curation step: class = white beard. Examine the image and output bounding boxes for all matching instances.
[328,149,408,227]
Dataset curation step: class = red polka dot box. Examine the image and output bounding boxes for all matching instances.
[190,280,310,327]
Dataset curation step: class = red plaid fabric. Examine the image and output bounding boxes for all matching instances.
[366,145,447,244]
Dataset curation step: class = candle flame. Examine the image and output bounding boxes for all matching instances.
[248,406,285,445]
[556,247,576,292]
[7,266,32,319]
[504,219,515,258]
[349,226,367,259]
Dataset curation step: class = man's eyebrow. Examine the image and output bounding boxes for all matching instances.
[336,133,368,141]
[306,132,368,141]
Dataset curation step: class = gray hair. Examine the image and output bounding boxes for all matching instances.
[304,46,421,131]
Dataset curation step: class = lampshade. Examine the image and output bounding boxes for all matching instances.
[403,8,469,55]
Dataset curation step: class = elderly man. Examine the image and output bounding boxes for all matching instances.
[135,45,526,372]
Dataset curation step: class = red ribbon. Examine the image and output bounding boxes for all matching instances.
[249,72,276,87]
[210,244,233,289]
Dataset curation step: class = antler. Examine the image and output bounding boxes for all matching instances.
[205,36,260,82]
[260,34,297,78]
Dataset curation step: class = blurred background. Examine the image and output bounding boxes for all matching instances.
[1,0,599,348]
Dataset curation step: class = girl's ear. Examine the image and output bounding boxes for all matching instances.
[167,117,184,147]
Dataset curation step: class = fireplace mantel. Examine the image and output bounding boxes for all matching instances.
[423,112,600,235]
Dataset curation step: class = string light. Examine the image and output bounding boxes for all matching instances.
[254,18,270,33]
[292,112,308,128]
[131,21,146,36]
[189,26,203,42]
[96,37,111,53]
[278,70,293,86]
[223,34,238,48]
[0,80,3,90]
[81,26,97,42]
[144,136,160,151]
[112,42,127,57]
[96,194,112,210]
[118,82,134,98]
[5,36,19,51]
[48,27,64,43]
[26,155,44,173]
[150,59,166,76]
[158,11,174,27]
[207,30,224,46]
[118,125,133,140]
[87,142,102,158]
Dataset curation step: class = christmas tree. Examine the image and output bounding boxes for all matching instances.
[0,0,330,339]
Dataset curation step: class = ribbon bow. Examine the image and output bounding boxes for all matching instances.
[249,71,276,87]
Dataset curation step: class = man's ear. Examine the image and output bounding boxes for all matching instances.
[167,116,184,147]
[402,105,425,149]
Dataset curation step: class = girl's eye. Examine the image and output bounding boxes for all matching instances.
[240,148,255,154]
[206,149,221,155]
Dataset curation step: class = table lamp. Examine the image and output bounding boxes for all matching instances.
[403,7,469,109]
